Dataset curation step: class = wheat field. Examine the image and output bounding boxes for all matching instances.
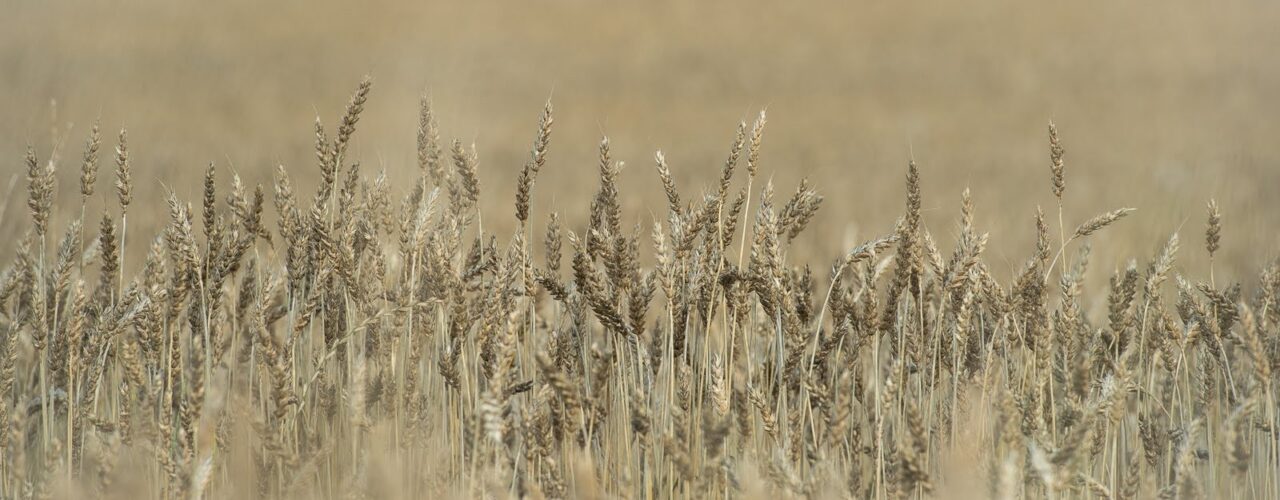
[0,80,1277,499]
[4,1,1280,499]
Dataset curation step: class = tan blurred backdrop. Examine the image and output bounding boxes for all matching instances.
[3,0,1278,282]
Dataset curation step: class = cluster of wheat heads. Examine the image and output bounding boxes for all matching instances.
[0,78,1277,499]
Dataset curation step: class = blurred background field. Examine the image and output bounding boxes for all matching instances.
[3,0,1278,283]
